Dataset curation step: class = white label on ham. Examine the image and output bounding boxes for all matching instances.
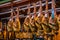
[31,16,34,19]
[45,14,48,17]
[10,19,12,21]
[38,13,41,17]
[27,15,29,18]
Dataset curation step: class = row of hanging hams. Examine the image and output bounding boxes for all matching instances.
[0,0,60,40]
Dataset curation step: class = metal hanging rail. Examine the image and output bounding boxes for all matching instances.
[1,8,60,20]
[0,1,52,15]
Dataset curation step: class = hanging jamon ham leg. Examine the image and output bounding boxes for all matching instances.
[23,3,31,32]
[13,7,22,39]
[29,2,38,33]
[13,7,21,32]
[7,9,14,40]
[48,0,58,40]
[23,2,33,38]
[30,2,38,40]
[7,9,14,32]
[35,0,44,38]
[43,0,52,40]
[51,0,60,40]
[7,0,15,39]
[41,0,49,34]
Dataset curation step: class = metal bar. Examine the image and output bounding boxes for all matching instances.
[1,8,60,20]
[0,1,52,15]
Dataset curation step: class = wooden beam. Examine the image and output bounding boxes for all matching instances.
[0,0,29,8]
[0,0,46,9]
